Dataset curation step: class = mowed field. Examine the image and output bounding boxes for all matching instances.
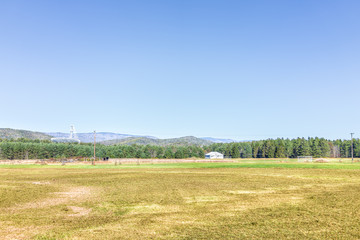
[1,160,360,239]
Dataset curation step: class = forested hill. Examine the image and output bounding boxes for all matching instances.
[1,128,235,144]
[100,136,213,146]
[0,128,51,140]
[47,132,157,143]
[47,132,236,144]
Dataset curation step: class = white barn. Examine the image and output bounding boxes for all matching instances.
[205,152,224,159]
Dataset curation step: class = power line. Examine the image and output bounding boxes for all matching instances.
[93,130,96,166]
[350,133,355,162]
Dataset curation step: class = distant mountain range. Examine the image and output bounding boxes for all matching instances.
[46,131,237,144]
[200,137,235,143]
[0,128,239,145]
[47,132,157,143]
[100,136,213,146]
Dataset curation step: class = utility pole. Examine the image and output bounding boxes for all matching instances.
[350,133,354,163]
[93,130,96,165]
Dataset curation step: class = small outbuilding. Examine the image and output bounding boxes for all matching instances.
[205,152,224,159]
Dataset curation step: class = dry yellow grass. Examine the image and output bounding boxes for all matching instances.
[1,166,360,239]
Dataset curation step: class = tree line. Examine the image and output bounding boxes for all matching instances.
[0,138,204,160]
[0,137,359,160]
[205,137,360,158]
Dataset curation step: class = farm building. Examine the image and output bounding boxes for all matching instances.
[205,152,224,159]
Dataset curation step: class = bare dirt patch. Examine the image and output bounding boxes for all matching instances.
[11,186,93,210]
[225,190,275,194]
[68,206,92,217]
[0,223,45,240]
[315,158,329,163]
[31,181,50,185]
[184,195,227,203]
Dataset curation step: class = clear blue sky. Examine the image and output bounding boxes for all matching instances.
[1,0,359,140]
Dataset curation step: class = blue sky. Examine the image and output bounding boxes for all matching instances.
[1,0,359,140]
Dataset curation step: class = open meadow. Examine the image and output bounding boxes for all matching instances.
[1,160,360,239]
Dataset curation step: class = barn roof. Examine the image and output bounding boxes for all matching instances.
[206,152,223,155]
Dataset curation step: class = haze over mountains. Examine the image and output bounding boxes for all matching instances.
[47,132,236,145]
[47,132,157,143]
[0,128,237,145]
[201,137,235,143]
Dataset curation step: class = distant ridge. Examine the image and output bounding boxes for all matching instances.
[47,132,157,143]
[100,136,212,146]
[200,137,236,143]
[0,128,241,145]
[0,128,51,140]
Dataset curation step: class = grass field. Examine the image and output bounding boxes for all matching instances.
[1,160,360,239]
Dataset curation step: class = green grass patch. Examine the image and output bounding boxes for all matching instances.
[2,161,360,170]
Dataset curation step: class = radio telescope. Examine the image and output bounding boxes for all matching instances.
[51,125,81,143]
